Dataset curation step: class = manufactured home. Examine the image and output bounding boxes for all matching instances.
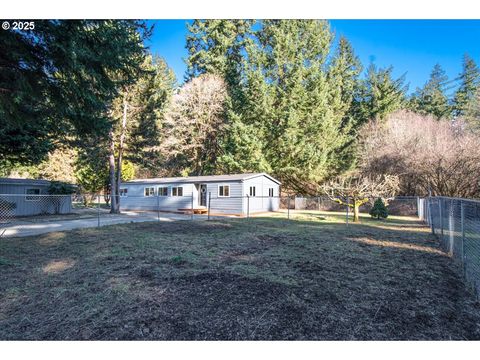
[0,178,72,217]
[119,173,281,215]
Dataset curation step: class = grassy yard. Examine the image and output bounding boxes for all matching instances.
[1,211,479,340]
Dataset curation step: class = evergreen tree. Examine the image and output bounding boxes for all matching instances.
[409,64,451,120]
[355,64,408,123]
[0,20,150,170]
[369,198,389,219]
[105,55,175,212]
[326,37,363,174]
[185,20,368,192]
[216,110,271,174]
[118,56,176,171]
[453,54,480,127]
[242,20,356,192]
[327,37,363,122]
[185,19,253,84]
[185,19,269,176]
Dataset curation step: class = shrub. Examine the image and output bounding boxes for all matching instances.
[369,198,388,219]
[47,181,76,195]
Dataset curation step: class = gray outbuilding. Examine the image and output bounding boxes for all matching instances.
[119,173,281,216]
[0,178,73,217]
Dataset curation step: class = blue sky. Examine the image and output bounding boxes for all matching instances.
[145,20,480,94]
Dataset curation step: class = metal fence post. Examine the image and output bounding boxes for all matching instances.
[346,197,349,226]
[416,196,420,219]
[448,199,454,255]
[287,195,290,220]
[97,194,100,227]
[247,195,250,220]
[428,197,434,234]
[191,191,194,220]
[461,200,466,276]
[207,192,211,221]
[439,198,443,242]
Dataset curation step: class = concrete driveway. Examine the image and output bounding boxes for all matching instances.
[0,211,200,238]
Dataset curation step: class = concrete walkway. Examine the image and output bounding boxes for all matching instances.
[0,211,201,238]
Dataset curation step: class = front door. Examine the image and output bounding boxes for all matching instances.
[199,184,207,206]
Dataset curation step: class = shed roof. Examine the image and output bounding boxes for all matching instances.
[123,173,281,185]
[0,178,52,186]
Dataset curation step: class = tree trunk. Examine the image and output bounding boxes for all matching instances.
[115,92,128,213]
[353,199,360,223]
[108,127,118,214]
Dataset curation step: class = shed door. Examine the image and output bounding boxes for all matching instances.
[199,184,207,206]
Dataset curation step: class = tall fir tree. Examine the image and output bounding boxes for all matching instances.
[122,56,176,172]
[106,55,175,212]
[453,54,480,128]
[354,64,408,123]
[184,20,367,192]
[409,64,451,120]
[185,19,253,85]
[241,20,358,193]
[326,37,363,174]
[0,20,150,171]
[185,19,267,175]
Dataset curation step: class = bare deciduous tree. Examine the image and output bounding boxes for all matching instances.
[163,74,228,175]
[322,173,400,222]
[358,110,480,198]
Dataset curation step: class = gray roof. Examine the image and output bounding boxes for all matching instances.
[0,178,52,186]
[123,173,281,185]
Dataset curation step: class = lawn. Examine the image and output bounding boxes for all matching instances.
[0,211,479,340]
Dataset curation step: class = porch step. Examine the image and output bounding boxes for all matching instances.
[178,207,208,214]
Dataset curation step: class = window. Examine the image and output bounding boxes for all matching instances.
[218,185,230,197]
[144,187,155,197]
[119,188,128,197]
[25,188,40,201]
[269,188,274,197]
[172,186,183,197]
[158,187,168,196]
[249,186,256,197]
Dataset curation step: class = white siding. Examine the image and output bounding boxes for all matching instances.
[0,183,72,216]
[119,175,279,215]
[206,181,243,215]
[119,183,194,211]
[242,176,280,214]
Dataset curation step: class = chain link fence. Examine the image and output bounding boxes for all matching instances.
[3,191,479,300]
[420,196,480,298]
[289,195,419,215]
[1,193,421,238]
[0,194,196,238]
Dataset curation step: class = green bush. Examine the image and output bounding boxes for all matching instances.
[47,181,76,195]
[369,198,388,219]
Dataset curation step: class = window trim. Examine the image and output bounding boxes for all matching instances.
[144,187,155,197]
[172,186,183,197]
[25,188,41,201]
[218,184,230,198]
[119,188,128,197]
[269,188,274,197]
[249,186,256,197]
[158,186,168,197]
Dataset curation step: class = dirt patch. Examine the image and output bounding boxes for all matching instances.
[42,259,76,274]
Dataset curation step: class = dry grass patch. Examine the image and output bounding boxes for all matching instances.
[0,215,479,340]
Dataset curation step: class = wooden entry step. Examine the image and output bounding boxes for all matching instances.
[178,207,208,214]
